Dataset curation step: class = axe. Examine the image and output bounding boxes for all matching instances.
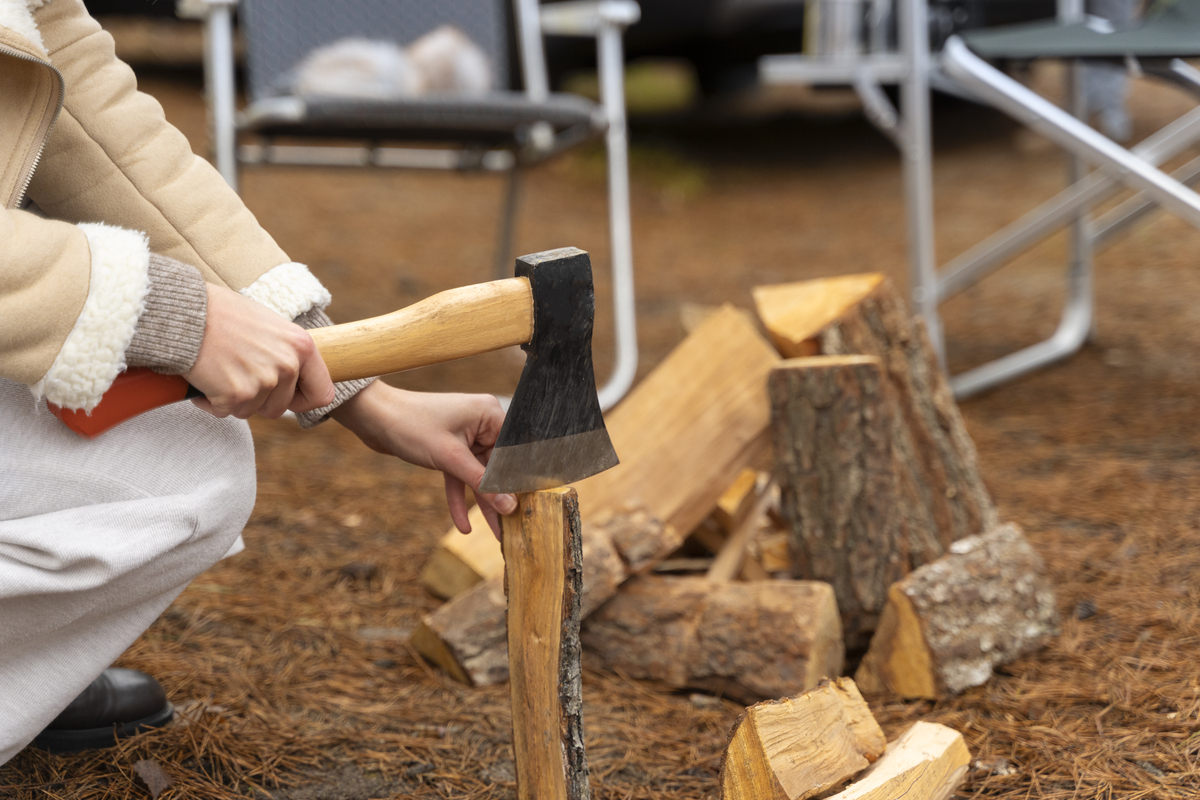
[48,247,618,494]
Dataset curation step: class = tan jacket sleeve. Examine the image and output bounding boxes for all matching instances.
[26,0,309,295]
[0,208,90,387]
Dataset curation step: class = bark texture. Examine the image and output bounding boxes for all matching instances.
[718,677,886,800]
[770,356,936,649]
[581,576,844,703]
[761,275,998,546]
[855,523,1060,698]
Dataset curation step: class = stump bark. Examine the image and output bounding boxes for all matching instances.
[769,356,936,649]
[755,274,997,548]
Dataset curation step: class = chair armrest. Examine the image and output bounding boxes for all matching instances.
[539,0,641,37]
[175,0,236,21]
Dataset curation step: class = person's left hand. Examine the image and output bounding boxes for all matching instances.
[331,381,517,537]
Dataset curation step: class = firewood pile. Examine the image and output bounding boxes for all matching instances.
[412,274,1062,799]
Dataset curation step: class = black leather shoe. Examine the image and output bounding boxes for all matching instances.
[32,668,173,754]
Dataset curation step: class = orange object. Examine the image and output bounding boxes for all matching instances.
[47,368,196,438]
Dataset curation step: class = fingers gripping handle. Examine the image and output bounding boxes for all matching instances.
[50,277,535,438]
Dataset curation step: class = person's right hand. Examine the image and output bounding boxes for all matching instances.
[184,283,335,419]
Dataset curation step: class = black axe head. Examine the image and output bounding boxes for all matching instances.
[479,247,619,494]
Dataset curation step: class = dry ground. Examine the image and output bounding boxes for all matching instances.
[4,60,1200,799]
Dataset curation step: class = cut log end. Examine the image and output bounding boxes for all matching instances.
[718,677,886,800]
[753,273,885,358]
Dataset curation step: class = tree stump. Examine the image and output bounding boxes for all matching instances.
[769,355,937,649]
[755,274,998,548]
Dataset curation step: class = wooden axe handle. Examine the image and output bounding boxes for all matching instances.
[50,277,534,438]
[312,277,533,382]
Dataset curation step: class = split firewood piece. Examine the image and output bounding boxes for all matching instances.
[757,530,791,573]
[421,525,506,600]
[581,576,844,703]
[855,523,1059,699]
[825,721,970,800]
[707,481,778,583]
[754,274,997,548]
[718,677,886,800]
[770,356,936,649]
[412,510,674,686]
[713,468,763,532]
[423,304,779,599]
[504,488,589,800]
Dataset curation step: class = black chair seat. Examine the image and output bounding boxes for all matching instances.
[241,91,602,143]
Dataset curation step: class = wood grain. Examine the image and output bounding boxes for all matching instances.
[718,678,886,800]
[310,277,533,382]
[504,488,589,800]
[825,721,970,800]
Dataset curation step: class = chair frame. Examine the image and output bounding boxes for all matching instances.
[760,0,1200,397]
[186,0,641,410]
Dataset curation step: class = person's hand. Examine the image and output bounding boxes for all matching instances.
[331,381,517,538]
[184,284,336,419]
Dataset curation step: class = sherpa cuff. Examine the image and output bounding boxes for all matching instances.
[293,307,375,428]
[32,222,152,411]
[240,262,331,320]
[125,254,209,375]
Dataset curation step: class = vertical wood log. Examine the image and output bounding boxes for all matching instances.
[770,356,936,649]
[755,275,998,548]
[504,488,589,800]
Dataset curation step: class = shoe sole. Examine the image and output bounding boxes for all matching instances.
[31,702,174,754]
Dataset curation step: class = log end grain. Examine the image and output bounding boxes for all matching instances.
[718,677,886,800]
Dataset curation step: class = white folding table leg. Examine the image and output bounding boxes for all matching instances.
[595,15,638,411]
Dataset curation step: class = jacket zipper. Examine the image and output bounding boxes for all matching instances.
[0,43,64,210]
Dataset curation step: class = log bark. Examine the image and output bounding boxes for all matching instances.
[755,274,998,549]
[824,721,970,800]
[770,356,936,649]
[718,677,886,800]
[412,510,675,686]
[503,488,589,800]
[855,523,1060,699]
[422,304,779,599]
[581,576,844,703]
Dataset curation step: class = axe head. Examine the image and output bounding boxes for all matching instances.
[479,247,619,494]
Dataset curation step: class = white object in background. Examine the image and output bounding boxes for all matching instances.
[407,26,493,96]
[294,38,422,100]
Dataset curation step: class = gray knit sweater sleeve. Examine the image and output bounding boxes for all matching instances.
[125,254,373,427]
[125,254,209,374]
[292,307,375,428]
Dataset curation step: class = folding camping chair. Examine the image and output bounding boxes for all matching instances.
[185,0,641,409]
[928,0,1200,396]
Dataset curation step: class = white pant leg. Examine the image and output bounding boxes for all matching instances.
[0,378,256,764]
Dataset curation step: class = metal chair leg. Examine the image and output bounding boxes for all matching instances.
[494,166,522,280]
[595,18,638,412]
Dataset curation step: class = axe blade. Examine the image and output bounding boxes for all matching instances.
[479,247,618,494]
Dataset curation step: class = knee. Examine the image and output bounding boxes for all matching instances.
[178,416,257,563]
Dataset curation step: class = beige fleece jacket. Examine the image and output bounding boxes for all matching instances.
[0,0,363,419]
